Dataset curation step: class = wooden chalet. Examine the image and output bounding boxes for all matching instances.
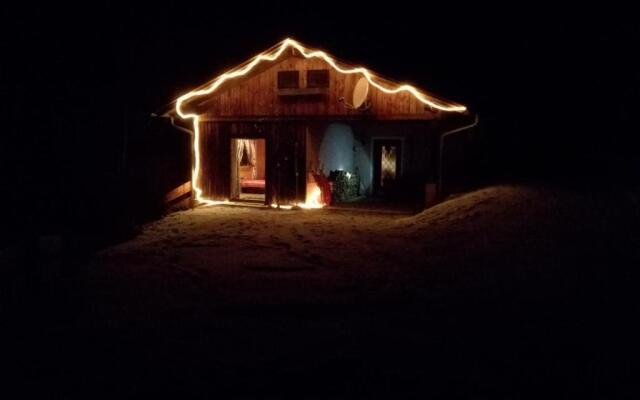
[164,38,475,209]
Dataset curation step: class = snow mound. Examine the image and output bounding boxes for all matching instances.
[396,185,555,234]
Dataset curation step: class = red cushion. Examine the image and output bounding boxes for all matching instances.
[241,179,265,189]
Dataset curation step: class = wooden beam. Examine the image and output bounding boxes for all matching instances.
[198,114,439,122]
[277,88,329,97]
[165,181,192,204]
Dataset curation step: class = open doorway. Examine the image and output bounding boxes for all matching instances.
[230,138,266,202]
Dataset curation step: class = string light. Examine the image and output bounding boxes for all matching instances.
[176,38,466,206]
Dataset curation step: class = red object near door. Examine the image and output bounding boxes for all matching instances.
[313,173,332,206]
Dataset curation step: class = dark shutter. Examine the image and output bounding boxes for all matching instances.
[277,70,299,89]
[266,123,306,205]
[199,122,231,201]
[306,69,329,88]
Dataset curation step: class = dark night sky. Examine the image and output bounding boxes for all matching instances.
[1,2,638,232]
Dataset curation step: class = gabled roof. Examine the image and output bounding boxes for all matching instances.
[170,38,467,118]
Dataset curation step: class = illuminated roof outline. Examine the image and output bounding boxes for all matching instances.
[174,37,467,117]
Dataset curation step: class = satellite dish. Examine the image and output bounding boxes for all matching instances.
[352,77,369,109]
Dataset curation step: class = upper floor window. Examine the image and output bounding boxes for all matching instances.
[307,69,329,88]
[277,70,299,89]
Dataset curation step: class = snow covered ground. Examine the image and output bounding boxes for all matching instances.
[88,201,406,320]
[6,185,638,397]
[88,184,638,318]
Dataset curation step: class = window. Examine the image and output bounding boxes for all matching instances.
[277,70,299,89]
[380,145,397,186]
[373,139,402,194]
[307,69,329,88]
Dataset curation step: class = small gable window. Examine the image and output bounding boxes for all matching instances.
[277,70,299,89]
[307,69,329,88]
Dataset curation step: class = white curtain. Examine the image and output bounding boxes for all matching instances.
[248,140,257,179]
[237,139,258,179]
[237,140,245,170]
